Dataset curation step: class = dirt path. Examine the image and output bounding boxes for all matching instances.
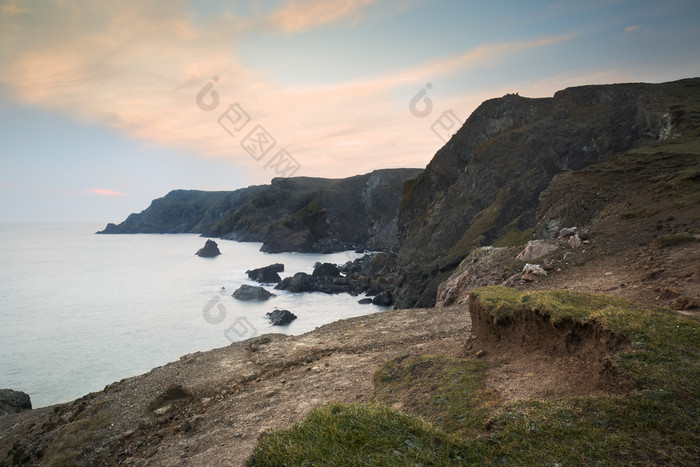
[0,306,470,466]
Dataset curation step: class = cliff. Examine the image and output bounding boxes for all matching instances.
[394,78,697,307]
[97,168,422,252]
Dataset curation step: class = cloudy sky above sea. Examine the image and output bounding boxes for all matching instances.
[1,0,699,222]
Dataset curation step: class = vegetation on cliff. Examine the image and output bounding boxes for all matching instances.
[249,287,700,465]
[395,78,700,308]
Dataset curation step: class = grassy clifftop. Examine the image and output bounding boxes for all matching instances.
[249,287,699,465]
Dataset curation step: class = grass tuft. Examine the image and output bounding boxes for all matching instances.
[656,232,697,248]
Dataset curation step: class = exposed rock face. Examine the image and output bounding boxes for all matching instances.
[97,190,235,234]
[266,309,297,326]
[232,285,276,301]
[260,203,344,253]
[246,264,284,283]
[97,169,422,252]
[195,240,221,257]
[0,389,32,416]
[395,79,694,308]
[435,247,518,307]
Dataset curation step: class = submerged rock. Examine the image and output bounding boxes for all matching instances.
[0,389,32,416]
[266,309,297,326]
[195,239,221,257]
[247,264,284,283]
[232,285,276,301]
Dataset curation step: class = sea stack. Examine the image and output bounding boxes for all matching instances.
[195,239,221,257]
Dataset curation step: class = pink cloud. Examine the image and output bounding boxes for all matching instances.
[268,0,376,32]
[0,2,578,185]
[87,188,131,197]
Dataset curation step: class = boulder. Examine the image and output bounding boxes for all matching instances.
[372,290,393,306]
[312,262,341,277]
[358,298,374,304]
[522,263,547,282]
[232,285,276,301]
[516,241,559,262]
[246,264,284,283]
[0,389,32,416]
[568,233,583,248]
[266,309,297,326]
[275,272,317,293]
[195,239,221,257]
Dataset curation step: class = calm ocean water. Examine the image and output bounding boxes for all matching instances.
[0,223,382,408]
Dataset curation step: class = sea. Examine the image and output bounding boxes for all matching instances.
[0,223,384,408]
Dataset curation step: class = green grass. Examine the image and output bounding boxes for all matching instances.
[373,355,499,438]
[247,403,473,466]
[248,287,700,466]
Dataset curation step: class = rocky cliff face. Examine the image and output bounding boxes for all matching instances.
[98,168,422,252]
[98,190,235,234]
[394,79,696,308]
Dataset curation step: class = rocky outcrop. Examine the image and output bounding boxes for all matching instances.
[260,203,345,253]
[515,240,559,262]
[275,255,396,300]
[435,247,520,307]
[266,309,297,326]
[395,79,696,308]
[232,285,276,301]
[195,240,221,257]
[246,264,284,284]
[97,190,235,234]
[0,389,32,416]
[98,169,422,252]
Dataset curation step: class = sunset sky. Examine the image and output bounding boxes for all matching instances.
[1,0,699,222]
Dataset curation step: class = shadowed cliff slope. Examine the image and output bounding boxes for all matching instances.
[394,78,698,308]
[98,168,422,252]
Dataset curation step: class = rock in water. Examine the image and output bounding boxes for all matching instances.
[246,264,284,283]
[312,262,341,277]
[372,290,393,306]
[0,389,32,416]
[195,239,221,257]
[232,285,276,301]
[266,309,297,326]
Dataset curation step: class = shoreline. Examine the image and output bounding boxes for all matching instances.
[0,305,469,465]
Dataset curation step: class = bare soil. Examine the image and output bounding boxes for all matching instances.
[0,306,469,466]
[467,298,629,401]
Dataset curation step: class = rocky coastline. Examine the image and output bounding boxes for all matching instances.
[4,78,698,465]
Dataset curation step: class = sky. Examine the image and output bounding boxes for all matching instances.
[1,0,699,223]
